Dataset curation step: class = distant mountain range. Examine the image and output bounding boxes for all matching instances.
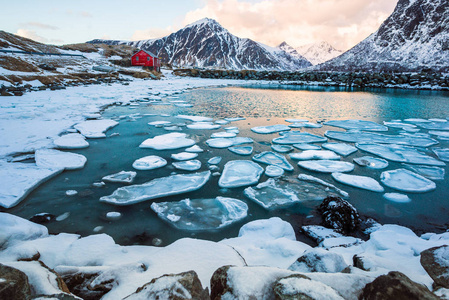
[89,18,312,71]
[277,41,343,66]
[317,0,449,72]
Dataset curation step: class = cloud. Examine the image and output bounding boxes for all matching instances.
[65,9,93,18]
[181,0,398,51]
[20,22,59,30]
[15,29,63,44]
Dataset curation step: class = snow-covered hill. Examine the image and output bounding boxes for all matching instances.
[89,18,312,71]
[278,41,342,66]
[317,0,449,72]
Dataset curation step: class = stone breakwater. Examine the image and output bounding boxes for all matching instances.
[174,68,449,90]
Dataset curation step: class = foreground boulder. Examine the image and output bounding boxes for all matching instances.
[318,196,361,234]
[289,248,348,273]
[420,245,449,288]
[360,271,439,300]
[273,274,344,300]
[62,272,111,300]
[0,263,31,300]
[124,270,209,300]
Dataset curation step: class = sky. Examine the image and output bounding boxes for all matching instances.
[1,0,398,51]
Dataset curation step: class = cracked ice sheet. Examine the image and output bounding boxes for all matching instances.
[0,162,62,209]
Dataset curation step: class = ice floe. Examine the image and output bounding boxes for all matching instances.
[35,149,87,170]
[271,145,293,153]
[293,143,321,150]
[418,121,449,131]
[150,197,248,231]
[322,142,357,156]
[171,152,198,161]
[186,122,221,130]
[403,164,445,180]
[211,132,237,138]
[100,171,211,205]
[297,174,349,198]
[429,131,449,139]
[325,130,438,147]
[74,119,119,138]
[140,133,195,150]
[224,117,245,122]
[297,160,354,173]
[172,160,202,171]
[148,121,172,126]
[106,212,122,220]
[65,190,77,196]
[273,132,327,144]
[381,169,436,193]
[102,171,137,184]
[219,160,264,188]
[251,124,290,134]
[288,122,322,128]
[331,173,384,192]
[252,151,294,171]
[324,119,388,131]
[384,121,417,130]
[132,155,167,170]
[383,193,411,203]
[353,156,389,169]
[53,133,89,149]
[356,143,445,166]
[208,156,222,165]
[176,115,213,122]
[265,165,284,177]
[0,162,62,209]
[289,150,340,161]
[285,119,308,123]
[205,138,234,148]
[228,146,253,156]
[185,145,204,153]
[432,148,449,162]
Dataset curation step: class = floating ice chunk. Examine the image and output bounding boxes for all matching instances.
[106,211,122,220]
[172,160,202,171]
[185,145,204,153]
[331,173,384,192]
[174,103,193,107]
[176,115,213,122]
[244,178,300,210]
[265,165,284,177]
[164,126,182,131]
[215,119,230,125]
[297,174,349,198]
[404,118,431,124]
[224,117,245,122]
[151,197,248,231]
[35,149,87,170]
[289,150,340,161]
[356,143,445,166]
[383,193,411,203]
[0,162,62,209]
[324,119,388,131]
[132,155,167,170]
[418,122,449,131]
[225,126,238,130]
[433,148,449,162]
[148,121,172,126]
[381,169,436,193]
[297,160,354,173]
[229,146,253,156]
[102,171,137,184]
[211,132,237,138]
[65,190,77,196]
[171,152,198,161]
[252,151,294,171]
[429,131,449,139]
[384,121,417,129]
[186,122,221,130]
[322,143,357,156]
[56,212,70,221]
[206,138,234,148]
[285,119,308,123]
[289,122,322,128]
[208,156,222,165]
[273,132,327,144]
[229,137,253,145]
[353,156,389,169]
[74,119,119,138]
[293,143,321,150]
[100,171,211,205]
[219,160,264,188]
[53,133,89,149]
[325,130,438,147]
[403,164,445,180]
[271,145,293,153]
[429,118,447,122]
[251,124,290,134]
[140,133,195,150]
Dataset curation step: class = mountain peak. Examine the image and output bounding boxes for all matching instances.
[185,18,221,28]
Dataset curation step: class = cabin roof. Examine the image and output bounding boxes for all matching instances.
[132,49,159,59]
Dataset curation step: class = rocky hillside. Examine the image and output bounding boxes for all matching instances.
[317,0,449,72]
[89,18,312,71]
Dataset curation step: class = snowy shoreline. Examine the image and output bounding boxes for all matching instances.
[1,71,449,299]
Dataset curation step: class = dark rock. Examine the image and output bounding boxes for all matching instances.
[38,63,57,71]
[353,254,372,271]
[290,248,348,273]
[318,196,361,234]
[35,293,80,299]
[360,271,439,300]
[420,245,449,288]
[29,213,56,224]
[210,265,233,300]
[124,270,209,299]
[62,272,111,300]
[0,263,32,300]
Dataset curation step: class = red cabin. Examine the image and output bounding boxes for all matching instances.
[131,50,161,71]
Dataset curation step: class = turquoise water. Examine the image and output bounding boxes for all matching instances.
[6,85,449,246]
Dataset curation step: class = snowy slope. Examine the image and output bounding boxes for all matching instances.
[295,41,343,65]
[317,0,449,72]
[90,18,312,71]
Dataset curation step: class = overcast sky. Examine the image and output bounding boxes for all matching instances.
[1,0,397,51]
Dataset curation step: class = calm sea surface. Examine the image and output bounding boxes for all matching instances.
[7,85,449,246]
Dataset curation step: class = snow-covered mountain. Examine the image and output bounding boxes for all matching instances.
[89,18,312,71]
[277,41,342,65]
[317,0,449,72]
